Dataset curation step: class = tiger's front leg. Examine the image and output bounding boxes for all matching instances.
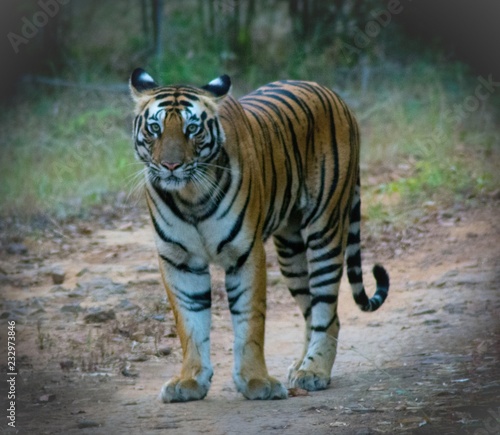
[157,254,213,403]
[225,242,288,400]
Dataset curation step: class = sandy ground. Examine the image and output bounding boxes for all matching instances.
[0,198,499,434]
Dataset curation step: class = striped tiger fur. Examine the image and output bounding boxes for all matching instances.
[129,68,389,402]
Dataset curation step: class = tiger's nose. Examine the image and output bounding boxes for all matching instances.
[161,161,182,171]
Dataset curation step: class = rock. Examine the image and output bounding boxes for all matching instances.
[115,299,140,312]
[135,264,158,273]
[0,313,24,324]
[411,309,437,317]
[61,304,83,314]
[77,420,100,429]
[121,364,139,377]
[157,346,172,356]
[78,276,120,291]
[30,298,46,310]
[454,273,485,286]
[50,285,70,294]
[78,225,93,235]
[130,332,146,342]
[70,410,86,415]
[60,360,75,371]
[127,354,149,362]
[51,267,66,285]
[6,243,28,255]
[153,423,180,430]
[77,277,127,302]
[118,222,133,231]
[68,288,87,298]
[443,303,467,314]
[11,307,28,316]
[39,393,56,402]
[128,278,161,286]
[84,308,116,323]
[76,267,89,277]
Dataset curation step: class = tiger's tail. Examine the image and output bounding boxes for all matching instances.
[345,178,389,312]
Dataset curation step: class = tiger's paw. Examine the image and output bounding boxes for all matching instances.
[235,375,288,400]
[288,368,331,391]
[159,376,210,403]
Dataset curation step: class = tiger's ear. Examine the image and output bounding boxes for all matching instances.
[202,74,231,99]
[130,68,159,101]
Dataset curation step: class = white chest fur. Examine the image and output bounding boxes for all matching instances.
[147,180,251,270]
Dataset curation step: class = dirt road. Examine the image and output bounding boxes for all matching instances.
[1,199,499,434]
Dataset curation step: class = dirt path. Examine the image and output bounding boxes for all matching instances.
[1,200,499,434]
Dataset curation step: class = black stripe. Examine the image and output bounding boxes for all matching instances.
[309,263,341,280]
[274,235,306,257]
[281,270,308,278]
[289,287,310,297]
[148,208,187,252]
[310,245,342,263]
[307,88,341,226]
[173,286,211,312]
[311,314,337,332]
[218,175,243,219]
[350,197,361,223]
[311,294,337,306]
[159,254,208,275]
[227,288,247,312]
[307,221,340,251]
[153,185,186,222]
[226,226,259,274]
[217,188,251,254]
[304,306,311,319]
[353,290,369,308]
[306,208,339,245]
[302,157,326,228]
[243,106,278,236]
[310,273,342,289]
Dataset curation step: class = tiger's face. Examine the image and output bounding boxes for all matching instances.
[130,69,231,191]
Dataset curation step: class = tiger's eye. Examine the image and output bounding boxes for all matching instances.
[186,124,198,134]
[150,123,161,134]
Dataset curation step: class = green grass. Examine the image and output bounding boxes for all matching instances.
[355,63,499,228]
[0,89,139,219]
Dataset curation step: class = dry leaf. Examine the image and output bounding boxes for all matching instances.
[288,388,309,397]
[330,422,348,427]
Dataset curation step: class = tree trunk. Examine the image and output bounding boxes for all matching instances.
[152,0,164,60]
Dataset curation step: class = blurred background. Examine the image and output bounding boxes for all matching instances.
[0,0,499,230]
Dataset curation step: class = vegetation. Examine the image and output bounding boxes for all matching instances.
[1,1,498,226]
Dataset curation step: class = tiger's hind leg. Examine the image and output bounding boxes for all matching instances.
[287,209,347,391]
[272,230,313,376]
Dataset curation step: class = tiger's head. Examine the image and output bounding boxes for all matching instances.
[130,68,231,191]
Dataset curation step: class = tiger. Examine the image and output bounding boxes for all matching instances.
[129,68,389,402]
